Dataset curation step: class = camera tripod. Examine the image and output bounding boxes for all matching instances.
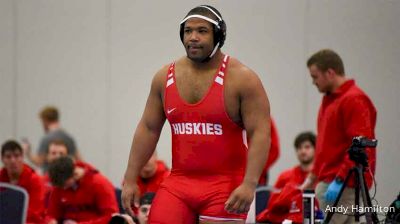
[324,137,379,224]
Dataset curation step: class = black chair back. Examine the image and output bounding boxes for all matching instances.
[0,182,29,224]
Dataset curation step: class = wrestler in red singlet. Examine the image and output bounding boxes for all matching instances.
[122,5,271,224]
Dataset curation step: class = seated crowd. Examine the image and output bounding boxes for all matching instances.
[0,139,169,224]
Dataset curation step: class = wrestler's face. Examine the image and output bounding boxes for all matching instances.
[309,64,334,94]
[296,140,314,165]
[1,150,24,176]
[183,17,214,62]
[47,143,68,163]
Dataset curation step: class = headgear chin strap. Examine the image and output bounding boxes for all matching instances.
[180,5,226,62]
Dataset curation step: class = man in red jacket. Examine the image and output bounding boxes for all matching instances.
[46,156,118,224]
[257,131,316,223]
[43,139,95,207]
[0,140,46,223]
[136,153,170,197]
[43,139,95,183]
[127,153,169,217]
[302,49,377,223]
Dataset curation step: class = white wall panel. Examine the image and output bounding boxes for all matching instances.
[0,0,15,141]
[15,0,109,173]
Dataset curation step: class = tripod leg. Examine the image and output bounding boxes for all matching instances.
[324,169,354,224]
[357,166,379,224]
[355,168,360,222]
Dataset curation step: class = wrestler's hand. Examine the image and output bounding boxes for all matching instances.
[121,181,141,217]
[224,182,256,214]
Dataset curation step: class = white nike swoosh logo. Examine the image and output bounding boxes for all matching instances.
[167,108,176,114]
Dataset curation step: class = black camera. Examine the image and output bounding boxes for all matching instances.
[348,136,377,168]
[352,136,378,148]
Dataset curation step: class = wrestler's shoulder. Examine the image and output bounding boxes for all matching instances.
[227,57,261,85]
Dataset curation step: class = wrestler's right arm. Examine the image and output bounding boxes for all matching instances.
[121,66,168,216]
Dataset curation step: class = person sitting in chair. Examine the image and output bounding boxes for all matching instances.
[257,132,316,223]
[46,156,118,224]
[0,140,46,223]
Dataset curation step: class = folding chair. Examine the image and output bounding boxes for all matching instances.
[0,182,29,224]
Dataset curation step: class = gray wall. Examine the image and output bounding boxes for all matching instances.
[1,0,399,208]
